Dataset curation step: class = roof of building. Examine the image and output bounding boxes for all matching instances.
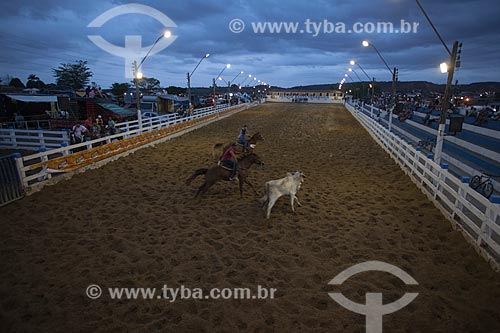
[6,94,58,103]
[96,103,137,117]
[158,94,189,102]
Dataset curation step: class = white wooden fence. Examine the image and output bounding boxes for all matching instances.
[0,104,233,151]
[359,103,500,192]
[0,128,70,150]
[13,102,251,193]
[346,103,500,271]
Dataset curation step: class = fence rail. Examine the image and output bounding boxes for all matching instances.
[0,104,233,151]
[12,102,253,195]
[0,128,70,150]
[346,103,500,271]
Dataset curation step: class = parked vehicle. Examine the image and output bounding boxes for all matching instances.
[141,111,159,118]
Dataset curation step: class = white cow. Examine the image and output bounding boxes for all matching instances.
[260,171,305,219]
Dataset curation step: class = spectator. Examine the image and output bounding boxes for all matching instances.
[14,113,25,128]
[84,116,92,128]
[473,108,490,126]
[59,110,69,119]
[96,115,103,126]
[89,121,102,140]
[423,110,439,126]
[491,110,499,121]
[71,123,88,143]
[107,116,118,135]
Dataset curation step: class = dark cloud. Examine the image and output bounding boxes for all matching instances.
[0,0,499,88]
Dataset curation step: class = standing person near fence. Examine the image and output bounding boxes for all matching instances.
[14,113,24,129]
[107,117,117,135]
[71,123,88,143]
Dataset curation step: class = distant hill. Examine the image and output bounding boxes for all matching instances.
[280,81,500,95]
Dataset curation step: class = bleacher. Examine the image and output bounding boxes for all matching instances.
[357,103,500,193]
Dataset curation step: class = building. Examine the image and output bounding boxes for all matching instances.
[267,89,344,103]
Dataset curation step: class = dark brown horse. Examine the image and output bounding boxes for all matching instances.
[212,132,264,159]
[186,153,264,198]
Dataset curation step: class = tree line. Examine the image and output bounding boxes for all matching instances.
[3,60,187,98]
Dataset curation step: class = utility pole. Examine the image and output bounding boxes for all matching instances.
[133,60,143,130]
[434,41,459,164]
[187,72,191,109]
[212,78,216,109]
[389,67,398,131]
[415,0,462,164]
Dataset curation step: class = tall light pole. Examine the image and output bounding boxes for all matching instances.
[230,71,244,87]
[134,30,172,129]
[187,53,209,111]
[416,0,461,164]
[348,68,363,82]
[218,76,230,102]
[351,60,376,107]
[239,74,252,87]
[362,40,398,131]
[229,71,243,103]
[349,68,367,102]
[213,64,230,105]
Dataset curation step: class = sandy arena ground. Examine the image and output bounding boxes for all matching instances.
[1,103,499,332]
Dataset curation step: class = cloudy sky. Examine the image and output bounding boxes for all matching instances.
[0,0,499,89]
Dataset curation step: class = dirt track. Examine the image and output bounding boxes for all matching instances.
[1,103,499,332]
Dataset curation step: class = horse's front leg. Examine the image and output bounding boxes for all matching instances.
[239,179,244,198]
[243,178,258,196]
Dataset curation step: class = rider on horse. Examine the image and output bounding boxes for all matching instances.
[238,125,249,152]
[220,143,239,181]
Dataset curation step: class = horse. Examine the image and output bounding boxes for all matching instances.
[186,153,264,198]
[212,132,264,159]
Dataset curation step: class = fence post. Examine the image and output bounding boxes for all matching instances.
[453,176,469,219]
[125,121,130,136]
[37,128,45,149]
[85,137,92,150]
[478,203,496,247]
[13,152,28,191]
[436,163,448,199]
[37,147,50,181]
[61,142,69,156]
[9,127,17,148]
[62,131,70,146]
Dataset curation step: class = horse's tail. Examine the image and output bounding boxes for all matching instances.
[185,168,208,185]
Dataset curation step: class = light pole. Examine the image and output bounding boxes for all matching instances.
[134,30,172,129]
[218,76,230,102]
[229,71,243,103]
[213,64,230,105]
[362,40,398,131]
[351,60,377,108]
[230,71,244,87]
[239,74,252,87]
[187,53,209,112]
[416,0,462,165]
